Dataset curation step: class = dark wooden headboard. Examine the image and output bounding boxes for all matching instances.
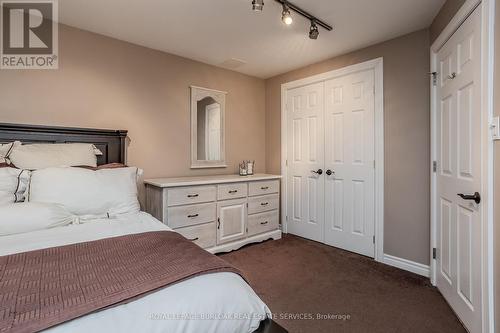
[0,123,128,165]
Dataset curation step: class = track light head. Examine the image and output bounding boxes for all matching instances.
[249,0,332,38]
[252,0,264,12]
[309,20,319,39]
[281,3,292,25]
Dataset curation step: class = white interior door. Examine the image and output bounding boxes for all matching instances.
[286,82,325,242]
[435,7,482,333]
[324,70,375,257]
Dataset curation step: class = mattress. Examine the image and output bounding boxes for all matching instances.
[0,212,270,333]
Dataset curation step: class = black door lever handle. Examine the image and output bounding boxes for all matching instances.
[457,192,481,204]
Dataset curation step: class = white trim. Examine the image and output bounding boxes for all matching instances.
[280,58,385,262]
[430,48,437,287]
[430,1,495,332]
[190,86,227,169]
[280,83,288,234]
[281,58,383,91]
[189,85,228,95]
[480,1,495,332]
[382,254,430,278]
[374,60,385,262]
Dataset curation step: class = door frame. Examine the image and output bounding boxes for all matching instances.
[280,58,385,261]
[429,0,495,332]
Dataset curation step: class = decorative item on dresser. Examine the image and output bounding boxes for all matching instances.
[145,174,282,253]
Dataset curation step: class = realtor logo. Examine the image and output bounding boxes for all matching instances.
[1,0,58,69]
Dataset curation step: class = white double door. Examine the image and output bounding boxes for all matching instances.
[286,69,375,257]
[435,7,482,333]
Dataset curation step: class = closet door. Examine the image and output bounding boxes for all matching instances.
[286,82,325,242]
[323,70,375,257]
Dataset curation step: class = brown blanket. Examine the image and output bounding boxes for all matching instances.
[0,231,244,333]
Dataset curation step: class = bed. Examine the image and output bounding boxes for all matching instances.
[0,123,286,333]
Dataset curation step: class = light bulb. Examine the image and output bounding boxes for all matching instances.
[282,4,292,25]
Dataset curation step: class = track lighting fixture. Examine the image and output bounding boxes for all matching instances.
[250,0,332,39]
[281,2,293,25]
[309,20,319,39]
[252,0,264,12]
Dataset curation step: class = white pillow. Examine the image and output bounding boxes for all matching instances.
[0,167,30,205]
[0,141,21,164]
[0,202,75,236]
[28,166,140,217]
[9,143,98,170]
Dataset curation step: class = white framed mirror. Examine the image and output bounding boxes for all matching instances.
[190,86,227,168]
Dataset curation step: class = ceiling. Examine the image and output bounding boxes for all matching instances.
[59,0,445,79]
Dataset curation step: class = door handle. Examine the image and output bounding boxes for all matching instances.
[187,194,199,198]
[326,169,334,176]
[187,214,199,218]
[311,169,323,175]
[457,192,481,204]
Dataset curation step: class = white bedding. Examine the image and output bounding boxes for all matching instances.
[0,212,270,333]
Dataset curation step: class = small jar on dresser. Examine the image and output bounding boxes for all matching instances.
[144,174,282,253]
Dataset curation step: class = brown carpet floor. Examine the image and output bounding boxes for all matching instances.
[220,234,466,333]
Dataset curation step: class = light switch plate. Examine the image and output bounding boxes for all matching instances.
[491,116,500,140]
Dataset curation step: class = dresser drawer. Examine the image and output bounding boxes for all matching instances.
[217,183,247,201]
[248,180,279,197]
[248,210,279,236]
[167,186,216,206]
[248,194,279,214]
[167,203,216,229]
[176,222,216,249]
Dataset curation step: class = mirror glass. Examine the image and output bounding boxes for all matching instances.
[197,97,221,161]
[191,86,226,168]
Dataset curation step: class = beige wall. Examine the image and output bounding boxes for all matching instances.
[429,0,466,44]
[0,24,267,202]
[265,29,431,265]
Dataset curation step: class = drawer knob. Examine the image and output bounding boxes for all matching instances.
[261,202,269,206]
[187,214,199,218]
[229,190,238,194]
[188,237,199,241]
[261,186,269,190]
[187,194,199,198]
[260,221,269,225]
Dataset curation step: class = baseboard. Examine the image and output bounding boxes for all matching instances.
[382,254,430,277]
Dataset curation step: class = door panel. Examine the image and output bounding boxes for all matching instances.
[217,198,247,245]
[323,70,375,257]
[435,7,482,332]
[440,197,453,282]
[286,82,325,242]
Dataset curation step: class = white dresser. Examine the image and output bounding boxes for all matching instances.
[144,174,282,253]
